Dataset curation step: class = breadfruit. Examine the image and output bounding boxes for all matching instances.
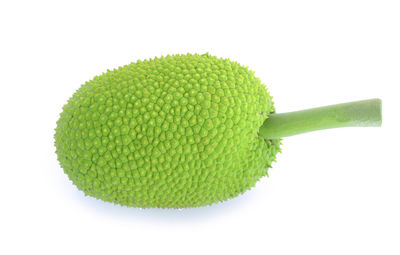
[55,53,382,209]
[55,53,281,208]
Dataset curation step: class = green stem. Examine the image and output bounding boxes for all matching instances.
[259,98,382,139]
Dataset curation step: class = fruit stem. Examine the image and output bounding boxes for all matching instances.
[259,98,382,139]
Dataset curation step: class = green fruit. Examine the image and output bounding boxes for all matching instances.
[55,53,281,208]
[55,53,382,209]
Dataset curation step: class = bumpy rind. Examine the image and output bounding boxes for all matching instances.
[54,53,281,208]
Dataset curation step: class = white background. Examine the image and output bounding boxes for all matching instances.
[1,1,399,254]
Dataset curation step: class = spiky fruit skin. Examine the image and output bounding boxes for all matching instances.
[55,53,281,208]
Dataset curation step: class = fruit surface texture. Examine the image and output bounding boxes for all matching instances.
[55,53,281,208]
